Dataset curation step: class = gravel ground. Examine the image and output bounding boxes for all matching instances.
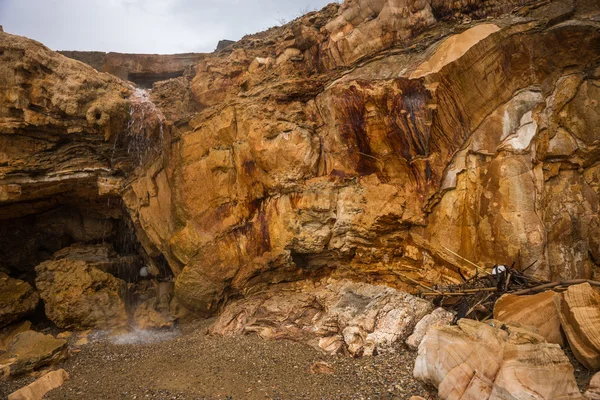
[1,319,437,399]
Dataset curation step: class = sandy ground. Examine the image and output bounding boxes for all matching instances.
[1,319,437,399]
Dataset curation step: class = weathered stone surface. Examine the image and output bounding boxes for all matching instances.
[133,298,174,330]
[406,307,453,351]
[494,291,563,346]
[414,319,582,399]
[8,369,69,400]
[0,331,67,379]
[35,259,128,330]
[212,279,433,356]
[123,1,600,314]
[586,372,600,400]
[409,23,500,79]
[0,274,38,329]
[1,0,600,335]
[555,283,600,371]
[0,321,31,353]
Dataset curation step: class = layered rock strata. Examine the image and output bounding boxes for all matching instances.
[0,0,599,347]
[555,283,600,370]
[122,0,600,315]
[0,331,67,379]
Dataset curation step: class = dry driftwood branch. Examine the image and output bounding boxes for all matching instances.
[442,246,488,275]
[395,272,441,294]
[422,287,498,296]
[465,293,493,317]
[511,279,600,295]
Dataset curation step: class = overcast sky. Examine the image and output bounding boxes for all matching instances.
[0,0,336,54]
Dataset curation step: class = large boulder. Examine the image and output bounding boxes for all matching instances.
[35,259,128,330]
[0,331,67,379]
[414,319,582,399]
[555,283,600,370]
[0,321,32,352]
[0,274,39,329]
[494,291,563,345]
[212,279,433,356]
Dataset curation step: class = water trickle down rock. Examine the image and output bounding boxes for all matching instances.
[114,87,167,169]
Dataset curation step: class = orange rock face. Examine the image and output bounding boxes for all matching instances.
[1,1,600,319]
[494,291,563,346]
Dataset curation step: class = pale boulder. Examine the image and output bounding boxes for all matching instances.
[406,307,454,351]
[414,319,582,400]
[212,279,433,356]
[585,372,600,400]
[8,369,69,400]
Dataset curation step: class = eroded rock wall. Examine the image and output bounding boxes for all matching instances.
[120,0,600,315]
[1,0,600,320]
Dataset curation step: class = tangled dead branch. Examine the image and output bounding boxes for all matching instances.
[413,259,600,322]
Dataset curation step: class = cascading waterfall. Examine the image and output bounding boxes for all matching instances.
[109,86,167,170]
[126,86,166,166]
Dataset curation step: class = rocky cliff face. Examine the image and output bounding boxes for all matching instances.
[59,51,206,88]
[1,0,599,323]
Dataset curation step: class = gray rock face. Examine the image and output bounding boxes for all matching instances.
[215,40,235,51]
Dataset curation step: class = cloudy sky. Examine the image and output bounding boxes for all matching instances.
[0,0,336,54]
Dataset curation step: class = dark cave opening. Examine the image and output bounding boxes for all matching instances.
[0,197,170,285]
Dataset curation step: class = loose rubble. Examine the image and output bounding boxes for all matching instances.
[211,279,433,356]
